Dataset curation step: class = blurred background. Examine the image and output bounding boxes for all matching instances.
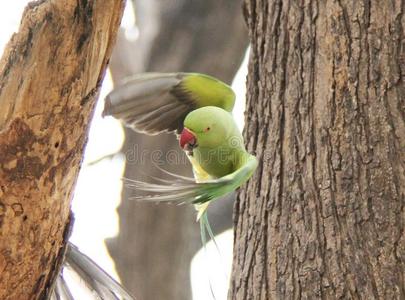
[0,1,249,299]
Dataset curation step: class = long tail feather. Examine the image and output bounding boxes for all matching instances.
[202,213,230,283]
[201,213,220,253]
[199,213,217,300]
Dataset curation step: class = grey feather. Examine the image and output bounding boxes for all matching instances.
[53,276,75,300]
[54,243,135,300]
[103,73,196,135]
[123,166,231,204]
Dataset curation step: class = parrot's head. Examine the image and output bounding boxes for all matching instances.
[180,106,234,153]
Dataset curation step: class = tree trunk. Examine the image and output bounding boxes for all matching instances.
[230,1,404,299]
[106,1,248,299]
[0,1,124,299]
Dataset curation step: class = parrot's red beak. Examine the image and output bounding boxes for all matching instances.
[179,128,197,150]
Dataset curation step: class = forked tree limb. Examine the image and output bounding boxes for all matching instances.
[0,1,125,299]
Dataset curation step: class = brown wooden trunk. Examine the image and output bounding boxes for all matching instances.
[0,1,124,299]
[230,0,405,299]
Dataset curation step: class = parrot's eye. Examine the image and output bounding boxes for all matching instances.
[204,127,211,132]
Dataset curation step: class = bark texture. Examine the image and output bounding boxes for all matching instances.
[230,1,405,299]
[0,1,124,299]
[106,1,248,299]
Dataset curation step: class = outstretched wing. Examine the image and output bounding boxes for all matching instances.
[124,155,258,205]
[103,72,235,135]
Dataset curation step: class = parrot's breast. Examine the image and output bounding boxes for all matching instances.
[191,146,234,179]
[188,155,212,182]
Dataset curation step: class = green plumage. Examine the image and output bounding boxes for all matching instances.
[182,73,235,111]
[103,72,236,134]
[104,71,257,228]
[184,106,247,178]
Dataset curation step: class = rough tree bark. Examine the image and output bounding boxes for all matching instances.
[106,1,248,299]
[230,1,404,299]
[0,1,124,299]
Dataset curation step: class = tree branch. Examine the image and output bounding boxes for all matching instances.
[0,1,125,298]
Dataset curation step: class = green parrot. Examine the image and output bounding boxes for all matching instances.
[103,73,258,241]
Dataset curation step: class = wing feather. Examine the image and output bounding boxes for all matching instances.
[124,154,258,205]
[103,72,235,135]
[63,243,134,300]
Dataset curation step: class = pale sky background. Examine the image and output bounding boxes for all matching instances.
[0,2,248,299]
